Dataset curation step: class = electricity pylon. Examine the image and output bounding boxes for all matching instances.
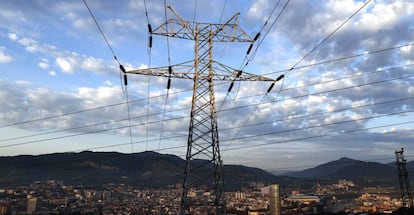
[395,148,413,208]
[125,6,277,214]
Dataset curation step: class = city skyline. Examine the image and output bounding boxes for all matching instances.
[0,0,414,170]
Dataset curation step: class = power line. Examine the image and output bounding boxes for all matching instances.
[82,0,121,65]
[2,93,413,151]
[143,0,153,151]
[0,86,195,129]
[225,0,371,152]
[221,108,414,144]
[81,135,186,153]
[2,65,412,145]
[2,41,410,130]
[124,85,134,153]
[1,64,411,147]
[65,116,414,160]
[145,67,151,151]
[221,0,290,145]
[223,67,414,121]
[82,0,127,94]
[46,114,414,159]
[84,0,147,153]
[6,144,414,181]
[0,100,192,142]
[192,0,198,25]
[218,0,228,24]
[223,78,285,152]
[226,0,371,154]
[241,0,288,70]
[279,63,414,92]
[215,0,230,64]
[228,0,373,137]
[3,92,413,148]
[218,0,287,117]
[287,0,372,72]
[0,117,188,149]
[0,79,412,151]
[217,0,285,118]
[2,55,411,146]
[157,0,173,151]
[220,96,414,133]
[4,144,414,185]
[262,42,414,77]
[223,65,413,149]
[76,117,414,157]
[219,63,413,117]
[224,120,414,152]
[143,0,151,28]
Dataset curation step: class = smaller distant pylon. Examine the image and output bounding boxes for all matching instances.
[395,148,413,208]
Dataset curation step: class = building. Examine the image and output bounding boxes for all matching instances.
[286,194,320,204]
[269,184,281,215]
[27,198,40,215]
[0,205,8,215]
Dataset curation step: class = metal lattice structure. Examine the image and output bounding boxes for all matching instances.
[126,6,276,214]
[395,148,413,208]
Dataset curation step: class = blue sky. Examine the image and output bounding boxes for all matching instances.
[0,0,414,171]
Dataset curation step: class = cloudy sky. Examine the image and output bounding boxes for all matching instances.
[0,0,413,171]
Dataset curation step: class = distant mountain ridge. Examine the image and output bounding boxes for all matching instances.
[282,157,414,186]
[283,157,359,178]
[0,151,295,190]
[2,152,412,189]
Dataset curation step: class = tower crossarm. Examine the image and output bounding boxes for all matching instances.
[126,60,195,80]
[126,60,275,82]
[152,6,253,42]
[212,61,275,82]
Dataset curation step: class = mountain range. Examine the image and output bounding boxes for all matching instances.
[0,151,298,190]
[282,157,414,186]
[0,152,410,189]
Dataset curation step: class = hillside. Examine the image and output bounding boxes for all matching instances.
[284,157,359,178]
[0,151,297,190]
[283,157,406,186]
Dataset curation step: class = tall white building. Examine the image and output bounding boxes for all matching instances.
[269,184,281,215]
[27,198,40,215]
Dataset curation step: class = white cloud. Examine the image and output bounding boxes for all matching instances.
[81,56,107,74]
[0,8,26,24]
[8,32,114,76]
[8,33,18,41]
[77,86,124,106]
[0,47,14,63]
[38,59,49,70]
[15,80,31,86]
[137,63,148,70]
[408,86,414,95]
[48,71,56,76]
[56,57,75,74]
[327,0,364,17]
[17,37,40,53]
[355,1,412,32]
[71,16,92,31]
[246,0,270,21]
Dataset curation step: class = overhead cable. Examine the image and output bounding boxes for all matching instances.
[1,62,411,140]
[287,0,372,73]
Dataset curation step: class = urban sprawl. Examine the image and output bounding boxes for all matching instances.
[0,179,406,214]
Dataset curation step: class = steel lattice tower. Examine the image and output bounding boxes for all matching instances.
[395,148,413,208]
[125,6,276,214]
